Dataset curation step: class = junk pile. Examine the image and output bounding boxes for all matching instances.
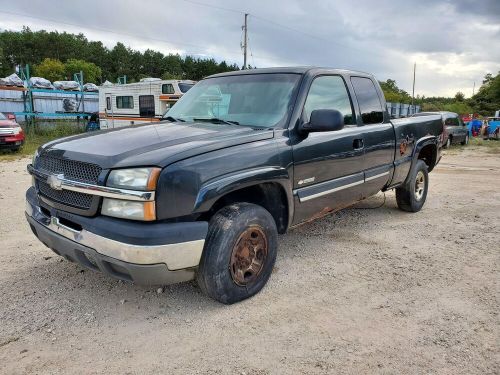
[53,81,81,91]
[29,77,54,89]
[62,98,78,112]
[0,73,24,87]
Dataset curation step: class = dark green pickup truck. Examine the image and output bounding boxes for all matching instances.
[26,67,443,304]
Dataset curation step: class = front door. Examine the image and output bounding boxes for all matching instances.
[291,75,366,224]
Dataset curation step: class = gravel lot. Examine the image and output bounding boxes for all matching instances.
[0,147,498,374]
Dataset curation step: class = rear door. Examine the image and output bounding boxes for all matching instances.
[292,74,366,224]
[350,76,395,197]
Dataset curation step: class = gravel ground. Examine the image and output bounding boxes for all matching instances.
[0,148,498,374]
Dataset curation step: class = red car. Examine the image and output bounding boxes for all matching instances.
[0,112,24,151]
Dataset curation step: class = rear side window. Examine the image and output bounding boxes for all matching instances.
[303,75,355,125]
[116,96,134,109]
[445,117,459,126]
[351,77,384,124]
[162,84,175,94]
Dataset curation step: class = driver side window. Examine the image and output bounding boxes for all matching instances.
[303,76,355,125]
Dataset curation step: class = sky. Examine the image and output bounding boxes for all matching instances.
[1,0,499,97]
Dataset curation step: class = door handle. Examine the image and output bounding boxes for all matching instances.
[353,138,364,150]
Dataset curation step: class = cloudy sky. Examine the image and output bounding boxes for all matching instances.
[1,0,499,97]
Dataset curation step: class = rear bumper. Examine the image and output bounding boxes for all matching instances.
[25,188,208,286]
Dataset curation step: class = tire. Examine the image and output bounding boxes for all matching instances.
[395,159,429,213]
[444,137,451,149]
[11,146,20,152]
[197,202,278,304]
[461,134,469,145]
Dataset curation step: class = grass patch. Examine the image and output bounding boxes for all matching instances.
[0,122,85,162]
[468,137,500,154]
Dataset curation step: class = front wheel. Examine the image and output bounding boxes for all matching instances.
[395,159,429,212]
[461,134,469,145]
[197,203,278,304]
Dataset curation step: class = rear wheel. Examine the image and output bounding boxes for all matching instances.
[197,203,278,304]
[396,159,429,212]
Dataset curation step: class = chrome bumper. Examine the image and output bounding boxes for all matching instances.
[26,200,205,274]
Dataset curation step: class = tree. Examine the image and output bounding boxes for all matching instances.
[454,91,465,101]
[64,59,102,83]
[34,58,65,82]
[379,79,411,103]
[468,71,500,115]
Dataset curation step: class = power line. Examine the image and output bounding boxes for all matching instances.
[174,0,387,59]
[178,0,243,14]
[0,9,244,58]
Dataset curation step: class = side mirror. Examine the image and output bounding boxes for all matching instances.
[301,109,344,133]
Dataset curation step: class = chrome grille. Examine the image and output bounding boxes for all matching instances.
[38,154,101,184]
[38,180,93,209]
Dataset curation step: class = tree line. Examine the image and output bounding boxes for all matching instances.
[0,27,240,83]
[0,27,498,116]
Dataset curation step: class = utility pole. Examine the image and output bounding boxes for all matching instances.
[411,62,416,114]
[242,13,248,70]
[472,81,475,96]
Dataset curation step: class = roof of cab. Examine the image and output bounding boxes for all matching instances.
[205,66,373,79]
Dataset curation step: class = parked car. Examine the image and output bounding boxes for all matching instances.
[414,111,468,148]
[0,112,24,151]
[26,67,443,304]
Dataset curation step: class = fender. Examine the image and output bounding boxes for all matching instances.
[409,135,439,174]
[193,166,294,225]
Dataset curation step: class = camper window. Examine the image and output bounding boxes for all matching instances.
[116,96,134,109]
[162,84,175,94]
[106,97,111,110]
[178,83,194,93]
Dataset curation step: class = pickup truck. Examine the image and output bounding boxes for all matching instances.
[414,111,468,148]
[26,67,443,304]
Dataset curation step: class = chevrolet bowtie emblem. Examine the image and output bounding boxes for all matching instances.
[47,173,64,190]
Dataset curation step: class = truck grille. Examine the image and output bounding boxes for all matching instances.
[35,154,101,212]
[38,180,93,209]
[38,154,102,184]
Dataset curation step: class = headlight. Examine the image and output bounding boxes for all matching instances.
[107,168,161,191]
[102,199,156,221]
[12,127,22,135]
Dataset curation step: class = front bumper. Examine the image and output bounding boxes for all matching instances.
[25,188,208,285]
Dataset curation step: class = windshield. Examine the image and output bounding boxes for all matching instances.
[0,112,6,120]
[165,73,301,128]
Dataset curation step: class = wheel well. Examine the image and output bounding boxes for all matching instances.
[418,144,437,172]
[200,183,289,234]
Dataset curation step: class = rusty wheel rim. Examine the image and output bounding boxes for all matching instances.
[230,226,268,286]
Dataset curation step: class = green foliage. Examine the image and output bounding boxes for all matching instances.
[64,59,102,83]
[455,91,465,101]
[0,27,239,83]
[34,58,65,82]
[469,71,500,115]
[379,79,412,103]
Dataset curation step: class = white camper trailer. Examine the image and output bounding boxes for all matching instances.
[98,78,195,129]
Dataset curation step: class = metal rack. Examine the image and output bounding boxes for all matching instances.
[9,65,98,126]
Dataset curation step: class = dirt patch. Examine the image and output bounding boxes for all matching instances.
[0,149,498,374]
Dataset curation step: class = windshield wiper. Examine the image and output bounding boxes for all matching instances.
[163,116,185,122]
[193,117,239,125]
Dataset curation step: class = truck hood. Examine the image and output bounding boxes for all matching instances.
[39,121,274,169]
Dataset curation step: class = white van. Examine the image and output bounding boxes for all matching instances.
[98,78,195,129]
